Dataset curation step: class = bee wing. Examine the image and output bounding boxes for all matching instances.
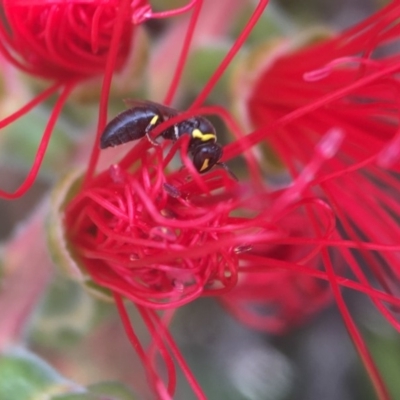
[123,99,179,118]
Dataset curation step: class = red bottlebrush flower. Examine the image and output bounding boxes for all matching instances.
[0,0,202,81]
[224,2,400,399]
[236,1,400,326]
[65,131,239,309]
[0,0,134,80]
[221,208,333,335]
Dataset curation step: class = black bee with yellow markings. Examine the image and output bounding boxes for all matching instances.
[100,99,223,173]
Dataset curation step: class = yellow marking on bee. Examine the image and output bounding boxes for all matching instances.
[150,115,159,126]
[200,158,210,172]
[192,129,216,142]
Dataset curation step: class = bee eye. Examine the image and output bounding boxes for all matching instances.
[191,143,223,173]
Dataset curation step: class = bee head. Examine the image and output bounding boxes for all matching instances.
[191,142,223,173]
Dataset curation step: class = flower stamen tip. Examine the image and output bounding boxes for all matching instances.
[377,135,400,168]
[149,226,177,242]
[234,244,253,254]
[318,128,344,159]
[109,164,125,183]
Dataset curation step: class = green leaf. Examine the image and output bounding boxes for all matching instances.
[0,348,79,400]
[54,381,137,400]
[0,348,138,400]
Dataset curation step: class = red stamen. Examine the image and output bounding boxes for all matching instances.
[163,0,203,106]
[0,82,62,129]
[191,0,270,109]
[83,0,133,185]
[0,82,74,199]
[148,0,199,20]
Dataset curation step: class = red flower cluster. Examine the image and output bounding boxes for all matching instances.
[234,0,400,328]
[65,135,241,309]
[0,0,135,80]
[221,207,333,334]
[220,2,400,398]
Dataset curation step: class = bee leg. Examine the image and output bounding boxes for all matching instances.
[145,129,160,146]
[163,182,181,198]
[145,114,162,146]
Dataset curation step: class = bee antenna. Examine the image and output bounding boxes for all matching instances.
[216,162,238,181]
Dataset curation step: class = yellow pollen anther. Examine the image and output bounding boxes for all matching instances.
[192,129,216,142]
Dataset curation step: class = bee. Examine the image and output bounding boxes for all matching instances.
[100,100,223,173]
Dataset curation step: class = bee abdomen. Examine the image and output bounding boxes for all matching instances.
[100,108,160,149]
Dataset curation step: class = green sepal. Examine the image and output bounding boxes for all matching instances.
[46,169,113,301]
